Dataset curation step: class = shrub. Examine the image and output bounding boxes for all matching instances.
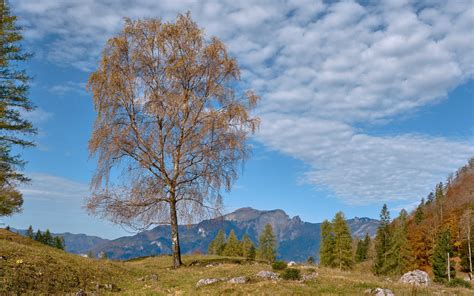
[446,278,472,288]
[281,268,301,280]
[272,261,287,271]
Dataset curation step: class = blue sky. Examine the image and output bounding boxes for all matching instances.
[3,0,473,239]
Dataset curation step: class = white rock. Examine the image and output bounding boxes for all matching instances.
[196,278,226,287]
[287,261,297,267]
[301,272,318,282]
[365,288,394,296]
[256,270,280,280]
[399,270,430,287]
[227,276,248,284]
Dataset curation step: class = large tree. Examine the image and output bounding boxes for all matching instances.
[384,209,413,275]
[0,0,35,218]
[332,211,353,270]
[257,224,276,262]
[319,219,335,267]
[86,14,259,268]
[432,229,455,282]
[374,204,392,275]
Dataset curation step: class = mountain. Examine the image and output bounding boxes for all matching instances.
[89,207,379,262]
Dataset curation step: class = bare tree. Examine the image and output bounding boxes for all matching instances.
[86,14,259,268]
[461,208,473,280]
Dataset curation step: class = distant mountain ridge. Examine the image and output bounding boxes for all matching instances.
[12,207,379,262]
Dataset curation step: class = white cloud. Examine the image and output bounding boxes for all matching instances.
[49,81,87,96]
[11,0,474,204]
[19,173,89,201]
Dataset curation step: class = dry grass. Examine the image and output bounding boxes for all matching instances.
[1,229,472,295]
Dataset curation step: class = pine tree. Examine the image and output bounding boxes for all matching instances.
[384,209,413,275]
[355,233,370,263]
[34,229,43,243]
[43,229,53,246]
[54,236,65,250]
[241,234,255,259]
[319,219,335,267]
[332,212,353,270]
[257,224,276,262]
[208,229,226,255]
[374,204,392,275]
[247,245,256,260]
[432,229,455,282]
[223,230,241,256]
[26,225,33,239]
[0,0,36,218]
[414,204,424,225]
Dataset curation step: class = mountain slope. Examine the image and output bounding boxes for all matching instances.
[90,207,379,261]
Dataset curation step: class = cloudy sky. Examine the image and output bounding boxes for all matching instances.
[4,0,473,238]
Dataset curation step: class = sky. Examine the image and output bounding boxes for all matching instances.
[3,0,474,239]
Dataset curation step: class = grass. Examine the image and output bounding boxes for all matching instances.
[1,229,473,295]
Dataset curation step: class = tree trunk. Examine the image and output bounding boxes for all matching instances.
[169,199,182,268]
[468,224,472,280]
[447,252,451,282]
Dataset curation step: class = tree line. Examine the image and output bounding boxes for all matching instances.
[208,224,276,262]
[26,226,65,250]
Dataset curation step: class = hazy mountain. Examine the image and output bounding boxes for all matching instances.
[89,207,379,262]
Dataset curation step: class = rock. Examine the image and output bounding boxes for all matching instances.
[256,270,280,280]
[287,261,297,267]
[75,289,87,296]
[399,270,430,287]
[227,276,248,284]
[301,272,318,282]
[96,283,120,292]
[139,274,158,282]
[365,288,394,296]
[196,278,226,287]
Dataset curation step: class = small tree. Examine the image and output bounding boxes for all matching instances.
[208,229,226,255]
[355,233,370,263]
[86,14,259,268]
[54,236,65,250]
[319,219,335,267]
[374,204,391,275]
[87,251,94,258]
[257,224,276,262]
[332,211,353,270]
[34,229,43,243]
[241,234,255,259]
[99,251,108,260]
[26,225,34,239]
[307,256,315,265]
[43,229,53,246]
[223,230,241,256]
[432,229,455,282]
[384,209,413,275]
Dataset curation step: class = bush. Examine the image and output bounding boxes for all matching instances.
[281,268,301,280]
[446,278,472,288]
[272,261,287,271]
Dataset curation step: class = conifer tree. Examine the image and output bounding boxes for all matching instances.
[332,211,353,270]
[247,245,256,260]
[26,225,33,239]
[384,209,413,275]
[241,234,255,259]
[0,0,36,218]
[319,219,335,267]
[43,229,53,246]
[34,229,43,243]
[208,229,226,255]
[223,230,241,256]
[374,204,392,275]
[432,229,455,282]
[355,233,370,263]
[53,236,65,250]
[257,224,276,262]
[87,251,94,258]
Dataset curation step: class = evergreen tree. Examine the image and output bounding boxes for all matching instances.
[355,233,370,263]
[247,245,256,260]
[257,224,276,262]
[332,211,353,270]
[87,251,94,258]
[26,225,33,239]
[374,204,392,275]
[241,234,255,259]
[0,0,36,218]
[34,229,43,243]
[432,229,455,282]
[427,192,435,204]
[54,236,65,250]
[414,204,424,225]
[319,219,335,267]
[43,229,53,246]
[384,209,413,275]
[223,230,241,256]
[208,229,226,255]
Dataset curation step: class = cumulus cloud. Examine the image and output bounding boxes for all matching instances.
[12,0,474,204]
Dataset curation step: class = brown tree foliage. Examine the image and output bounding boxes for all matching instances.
[406,158,474,271]
[86,14,259,268]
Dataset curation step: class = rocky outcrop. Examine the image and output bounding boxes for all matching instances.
[256,271,280,280]
[399,270,430,286]
[196,278,227,287]
[227,276,248,284]
[365,288,394,296]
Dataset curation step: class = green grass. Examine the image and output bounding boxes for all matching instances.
[1,229,473,295]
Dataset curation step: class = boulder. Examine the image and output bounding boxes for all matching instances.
[196,278,226,287]
[287,261,297,267]
[301,272,318,282]
[75,289,87,296]
[364,288,394,296]
[399,270,430,287]
[227,276,248,284]
[256,270,280,280]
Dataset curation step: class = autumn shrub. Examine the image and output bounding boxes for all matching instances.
[281,268,301,280]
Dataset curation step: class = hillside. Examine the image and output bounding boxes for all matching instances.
[89,207,379,261]
[1,229,472,295]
